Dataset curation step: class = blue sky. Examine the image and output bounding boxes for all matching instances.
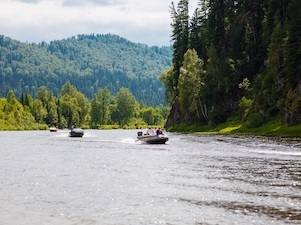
[0,0,198,46]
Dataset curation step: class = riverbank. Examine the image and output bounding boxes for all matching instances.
[167,121,301,137]
[1,120,300,137]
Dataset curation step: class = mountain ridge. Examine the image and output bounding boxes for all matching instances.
[0,33,172,106]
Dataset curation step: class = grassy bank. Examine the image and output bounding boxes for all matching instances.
[0,122,48,131]
[167,121,301,137]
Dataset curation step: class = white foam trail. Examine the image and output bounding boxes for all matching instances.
[55,132,69,137]
[82,132,98,138]
[251,149,301,156]
[120,138,137,144]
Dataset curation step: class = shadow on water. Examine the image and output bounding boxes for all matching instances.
[179,198,301,222]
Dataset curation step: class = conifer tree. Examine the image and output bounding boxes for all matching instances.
[286,0,301,89]
[170,0,190,98]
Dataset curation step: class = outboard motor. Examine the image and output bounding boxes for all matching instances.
[137,131,143,137]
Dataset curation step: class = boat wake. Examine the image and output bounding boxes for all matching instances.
[250,149,301,156]
[54,132,69,138]
[120,138,137,144]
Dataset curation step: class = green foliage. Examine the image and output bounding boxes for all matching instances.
[207,106,228,125]
[285,89,301,126]
[245,113,265,129]
[115,87,139,126]
[0,91,47,130]
[158,106,171,120]
[90,87,113,126]
[34,86,58,125]
[90,95,101,126]
[170,0,190,95]
[32,99,47,122]
[162,0,300,132]
[0,82,169,130]
[0,34,172,106]
[238,96,253,121]
[168,120,301,137]
[178,49,206,120]
[59,82,90,128]
[140,107,156,125]
[127,118,148,129]
[238,78,251,91]
[286,0,301,89]
[159,66,175,103]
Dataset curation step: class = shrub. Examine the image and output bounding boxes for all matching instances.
[246,113,265,128]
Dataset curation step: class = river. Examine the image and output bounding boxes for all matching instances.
[0,129,300,225]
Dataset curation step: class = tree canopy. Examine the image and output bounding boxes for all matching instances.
[162,0,301,128]
[0,84,170,130]
[0,34,172,106]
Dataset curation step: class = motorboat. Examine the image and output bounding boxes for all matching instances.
[49,127,58,132]
[69,128,84,137]
[136,129,168,144]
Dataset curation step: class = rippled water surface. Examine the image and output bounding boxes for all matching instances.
[0,130,300,225]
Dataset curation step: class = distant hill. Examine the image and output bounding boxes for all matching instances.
[0,34,172,106]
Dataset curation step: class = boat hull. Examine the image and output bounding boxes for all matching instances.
[69,128,84,137]
[137,135,168,144]
[49,127,58,132]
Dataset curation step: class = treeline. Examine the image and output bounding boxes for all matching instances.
[0,83,170,130]
[161,0,301,128]
[0,34,172,106]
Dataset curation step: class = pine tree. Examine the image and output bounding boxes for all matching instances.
[286,0,301,89]
[170,0,190,98]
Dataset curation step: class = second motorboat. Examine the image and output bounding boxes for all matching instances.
[137,127,168,144]
[69,127,84,137]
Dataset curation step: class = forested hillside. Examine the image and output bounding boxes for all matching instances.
[161,0,301,129]
[0,83,170,130]
[0,34,172,106]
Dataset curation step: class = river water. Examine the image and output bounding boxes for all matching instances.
[0,129,300,225]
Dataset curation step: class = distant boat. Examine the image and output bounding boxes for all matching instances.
[69,128,84,137]
[49,127,58,132]
[136,130,168,144]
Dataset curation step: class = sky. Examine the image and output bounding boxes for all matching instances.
[0,0,198,46]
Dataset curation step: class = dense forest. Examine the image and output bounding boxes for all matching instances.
[0,34,172,106]
[161,0,301,129]
[0,83,170,130]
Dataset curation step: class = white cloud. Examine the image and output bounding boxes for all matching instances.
[0,0,198,46]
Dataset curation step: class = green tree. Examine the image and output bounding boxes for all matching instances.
[90,94,101,126]
[284,0,301,125]
[140,107,157,125]
[59,82,90,127]
[97,87,112,125]
[286,0,301,89]
[189,3,208,61]
[115,88,138,126]
[1,90,38,130]
[170,0,190,98]
[178,49,207,120]
[32,99,47,123]
[24,93,33,110]
[90,87,112,126]
[160,66,175,104]
[59,95,80,128]
[46,99,59,126]
[36,86,58,125]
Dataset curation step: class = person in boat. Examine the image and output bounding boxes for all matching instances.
[146,127,152,135]
[156,127,163,136]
